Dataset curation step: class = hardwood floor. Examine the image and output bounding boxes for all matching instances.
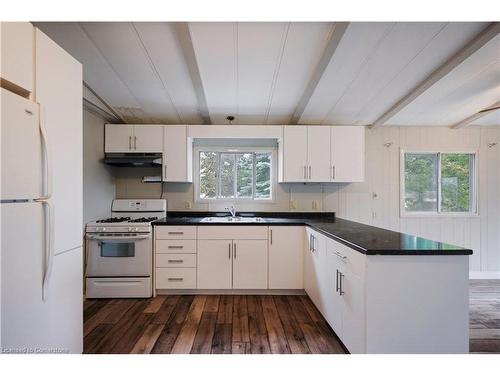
[83,294,347,354]
[469,280,500,353]
[83,280,500,354]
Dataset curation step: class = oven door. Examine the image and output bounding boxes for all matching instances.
[86,233,152,277]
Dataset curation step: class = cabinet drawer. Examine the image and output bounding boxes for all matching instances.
[156,268,196,289]
[156,253,196,268]
[155,226,196,240]
[197,225,268,240]
[156,239,196,253]
[333,241,365,278]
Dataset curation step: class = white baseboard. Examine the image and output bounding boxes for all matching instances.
[469,271,500,279]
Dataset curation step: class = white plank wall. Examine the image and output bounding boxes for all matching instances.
[112,126,500,278]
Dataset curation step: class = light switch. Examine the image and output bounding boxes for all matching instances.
[290,200,297,210]
[185,201,192,209]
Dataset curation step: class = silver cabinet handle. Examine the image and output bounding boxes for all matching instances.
[168,278,183,281]
[129,136,132,150]
[167,245,184,249]
[270,229,273,245]
[332,165,336,179]
[309,165,311,179]
[168,231,184,235]
[336,269,339,293]
[168,259,183,263]
[233,242,237,259]
[134,135,137,150]
[339,272,345,295]
[303,166,307,179]
[164,164,167,180]
[228,242,231,259]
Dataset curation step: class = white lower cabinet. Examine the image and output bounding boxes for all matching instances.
[268,226,304,289]
[324,244,343,336]
[304,227,327,314]
[232,240,267,289]
[339,269,365,354]
[197,240,233,289]
[306,228,366,354]
[197,239,268,289]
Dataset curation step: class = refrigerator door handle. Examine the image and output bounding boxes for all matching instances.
[38,104,52,200]
[38,199,55,301]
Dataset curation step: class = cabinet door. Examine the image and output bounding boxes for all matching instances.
[197,240,232,289]
[268,226,304,289]
[340,269,365,354]
[282,126,308,182]
[134,125,163,152]
[1,22,34,94]
[232,240,268,289]
[163,125,191,182]
[331,126,365,182]
[307,126,331,182]
[324,239,343,337]
[304,228,326,313]
[105,124,134,152]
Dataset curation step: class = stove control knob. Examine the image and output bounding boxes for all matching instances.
[102,228,106,232]
[133,227,138,232]
[128,227,132,232]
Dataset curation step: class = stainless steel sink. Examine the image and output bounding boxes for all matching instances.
[200,216,264,223]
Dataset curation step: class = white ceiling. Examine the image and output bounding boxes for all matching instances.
[35,22,500,127]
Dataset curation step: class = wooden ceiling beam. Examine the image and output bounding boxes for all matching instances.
[174,22,211,125]
[290,22,349,125]
[451,101,500,129]
[370,22,500,128]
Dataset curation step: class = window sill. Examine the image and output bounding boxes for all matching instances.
[400,212,479,219]
[195,198,276,204]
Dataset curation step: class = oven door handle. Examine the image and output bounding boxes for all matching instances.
[86,234,151,241]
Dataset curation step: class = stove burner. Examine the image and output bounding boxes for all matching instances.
[96,217,131,223]
[128,217,158,223]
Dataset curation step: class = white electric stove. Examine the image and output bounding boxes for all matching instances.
[85,199,166,298]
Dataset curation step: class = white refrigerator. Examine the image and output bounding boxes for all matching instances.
[1,28,83,354]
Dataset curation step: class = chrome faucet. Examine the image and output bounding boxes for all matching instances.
[225,205,236,218]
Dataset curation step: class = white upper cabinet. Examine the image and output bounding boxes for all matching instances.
[105,124,163,153]
[307,126,331,182]
[133,125,163,152]
[282,126,308,182]
[105,124,134,152]
[163,125,192,182]
[331,126,365,182]
[0,22,34,95]
[281,125,364,183]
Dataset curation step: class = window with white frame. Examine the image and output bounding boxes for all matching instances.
[401,151,477,215]
[195,146,275,201]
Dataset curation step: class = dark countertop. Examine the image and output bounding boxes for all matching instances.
[152,211,472,256]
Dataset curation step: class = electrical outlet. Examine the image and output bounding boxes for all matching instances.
[290,200,297,210]
[312,200,319,210]
[372,211,377,219]
[185,201,192,209]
